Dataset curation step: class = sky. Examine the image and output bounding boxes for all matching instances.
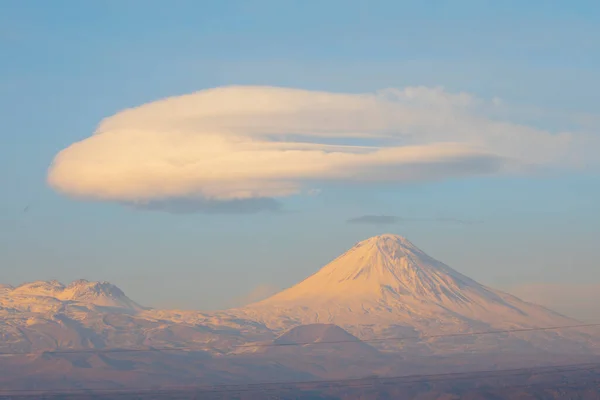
[1,0,599,316]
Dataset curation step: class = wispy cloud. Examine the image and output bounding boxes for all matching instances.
[131,197,282,214]
[47,85,598,212]
[347,215,403,225]
[433,217,481,225]
[347,215,480,225]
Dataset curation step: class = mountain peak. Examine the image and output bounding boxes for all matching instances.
[67,279,91,287]
[238,236,574,332]
[352,234,420,258]
[62,280,126,299]
[252,235,475,306]
[360,233,411,243]
[59,280,143,310]
[9,279,144,311]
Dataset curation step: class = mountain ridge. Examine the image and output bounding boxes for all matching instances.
[251,234,494,304]
[0,234,595,357]
[5,279,144,311]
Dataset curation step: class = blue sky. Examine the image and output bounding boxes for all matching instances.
[1,0,599,311]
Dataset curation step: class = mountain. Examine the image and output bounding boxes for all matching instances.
[10,280,65,297]
[8,279,144,311]
[271,323,380,356]
[0,284,14,293]
[232,234,590,353]
[1,235,600,391]
[1,235,590,357]
[57,279,144,310]
[274,323,370,346]
[0,280,273,355]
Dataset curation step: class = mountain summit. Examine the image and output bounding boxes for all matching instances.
[58,279,144,310]
[238,234,573,333]
[9,279,143,311]
[260,234,484,305]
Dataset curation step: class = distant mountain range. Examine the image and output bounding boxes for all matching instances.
[7,279,144,311]
[1,234,597,355]
[1,235,599,391]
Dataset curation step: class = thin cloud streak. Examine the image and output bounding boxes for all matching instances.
[347,215,403,225]
[131,197,282,214]
[347,215,481,225]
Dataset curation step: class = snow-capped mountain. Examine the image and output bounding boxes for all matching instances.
[232,234,587,352]
[1,234,599,391]
[57,279,144,310]
[11,280,65,297]
[7,279,143,310]
[0,235,597,357]
[0,279,272,355]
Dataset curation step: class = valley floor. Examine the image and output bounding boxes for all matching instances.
[3,362,600,399]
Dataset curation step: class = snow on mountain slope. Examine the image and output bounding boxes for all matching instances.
[0,284,13,294]
[11,280,65,297]
[233,235,579,343]
[1,235,597,357]
[7,279,144,311]
[56,279,144,310]
[0,280,273,355]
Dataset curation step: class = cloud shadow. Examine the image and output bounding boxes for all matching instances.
[131,197,283,214]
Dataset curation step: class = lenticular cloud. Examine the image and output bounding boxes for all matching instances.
[47,85,579,210]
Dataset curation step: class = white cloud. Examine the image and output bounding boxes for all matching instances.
[47,85,596,211]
